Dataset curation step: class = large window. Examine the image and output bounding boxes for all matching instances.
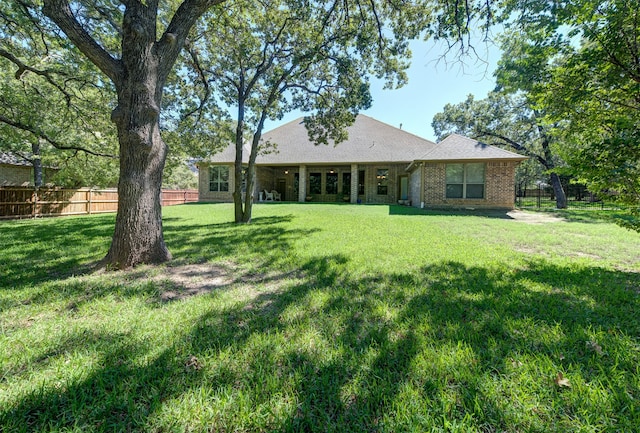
[446,163,485,199]
[358,170,365,195]
[309,172,322,194]
[209,165,229,192]
[376,169,389,195]
[326,172,338,194]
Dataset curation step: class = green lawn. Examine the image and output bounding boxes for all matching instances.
[1,203,639,432]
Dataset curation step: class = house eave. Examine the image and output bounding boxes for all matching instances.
[199,160,415,167]
[415,157,529,164]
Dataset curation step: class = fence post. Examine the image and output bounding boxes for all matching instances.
[88,188,93,215]
[537,185,541,209]
[32,187,38,218]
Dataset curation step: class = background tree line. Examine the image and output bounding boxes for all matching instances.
[433,0,639,228]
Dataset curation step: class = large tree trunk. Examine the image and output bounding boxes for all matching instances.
[241,164,255,223]
[549,172,567,209]
[233,98,249,223]
[43,0,225,269]
[103,6,171,269]
[539,133,567,209]
[233,132,246,223]
[241,115,267,223]
[104,106,171,267]
[31,140,43,188]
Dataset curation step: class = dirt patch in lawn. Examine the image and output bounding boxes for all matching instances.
[506,210,567,224]
[153,263,235,301]
[149,262,299,302]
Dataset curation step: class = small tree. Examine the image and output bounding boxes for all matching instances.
[180,0,422,223]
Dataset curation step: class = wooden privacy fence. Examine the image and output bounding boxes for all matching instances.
[0,187,198,220]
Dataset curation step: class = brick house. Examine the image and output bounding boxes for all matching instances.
[0,153,57,186]
[197,115,527,209]
[0,153,35,186]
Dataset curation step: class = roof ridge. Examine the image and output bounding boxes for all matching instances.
[445,133,527,157]
[353,114,437,146]
[416,133,528,161]
[261,114,437,147]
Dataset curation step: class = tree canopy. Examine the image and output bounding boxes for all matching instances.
[0,1,119,187]
[494,0,640,227]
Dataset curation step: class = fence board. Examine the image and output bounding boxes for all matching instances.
[0,187,198,220]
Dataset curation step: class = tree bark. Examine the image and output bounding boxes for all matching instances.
[31,140,43,188]
[233,99,246,223]
[241,111,269,223]
[549,172,567,209]
[539,132,567,209]
[103,3,171,268]
[104,92,171,268]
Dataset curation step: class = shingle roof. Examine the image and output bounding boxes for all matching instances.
[203,118,527,167]
[207,115,437,165]
[416,134,528,162]
[0,153,30,166]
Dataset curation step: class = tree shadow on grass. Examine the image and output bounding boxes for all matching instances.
[0,215,115,290]
[163,214,313,265]
[2,256,639,432]
[0,214,312,312]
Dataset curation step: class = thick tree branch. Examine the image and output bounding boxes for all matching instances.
[474,129,548,168]
[94,5,123,37]
[181,38,211,121]
[0,48,73,105]
[156,0,226,83]
[42,0,122,84]
[0,114,117,158]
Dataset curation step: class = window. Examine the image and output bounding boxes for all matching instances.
[342,172,351,196]
[209,165,229,192]
[376,169,389,195]
[309,172,321,194]
[446,163,485,199]
[358,170,365,195]
[326,172,338,194]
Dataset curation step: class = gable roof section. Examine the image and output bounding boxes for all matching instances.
[0,152,31,167]
[206,114,436,165]
[416,134,528,162]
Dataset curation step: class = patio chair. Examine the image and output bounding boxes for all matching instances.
[264,190,274,201]
[272,190,282,201]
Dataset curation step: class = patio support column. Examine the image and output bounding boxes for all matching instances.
[350,163,358,204]
[298,165,307,203]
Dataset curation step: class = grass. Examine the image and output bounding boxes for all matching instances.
[1,203,639,432]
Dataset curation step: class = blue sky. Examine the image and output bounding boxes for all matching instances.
[265,39,502,142]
